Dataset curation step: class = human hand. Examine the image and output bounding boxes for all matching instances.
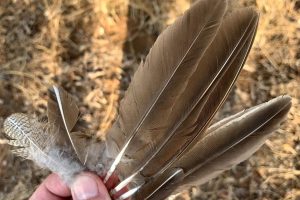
[30,172,111,200]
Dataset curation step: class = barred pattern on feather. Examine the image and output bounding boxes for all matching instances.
[3,0,292,199]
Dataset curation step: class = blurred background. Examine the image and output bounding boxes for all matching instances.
[0,0,299,199]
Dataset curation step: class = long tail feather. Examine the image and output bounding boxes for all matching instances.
[142,8,259,177]
[104,0,228,183]
[180,97,292,188]
[112,7,259,194]
[135,96,291,199]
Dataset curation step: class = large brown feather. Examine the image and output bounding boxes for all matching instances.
[141,8,259,177]
[130,8,259,199]
[112,8,259,195]
[179,96,291,188]
[105,0,228,182]
[134,96,291,200]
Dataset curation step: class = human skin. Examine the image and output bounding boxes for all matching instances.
[29,172,111,200]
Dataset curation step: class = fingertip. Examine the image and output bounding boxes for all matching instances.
[30,177,66,200]
[44,173,71,197]
[71,172,111,200]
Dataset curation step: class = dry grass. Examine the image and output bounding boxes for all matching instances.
[0,0,299,199]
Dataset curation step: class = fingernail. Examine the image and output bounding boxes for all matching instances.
[72,175,99,200]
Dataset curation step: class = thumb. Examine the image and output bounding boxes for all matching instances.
[71,172,111,200]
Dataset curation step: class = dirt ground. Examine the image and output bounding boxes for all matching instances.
[0,0,299,199]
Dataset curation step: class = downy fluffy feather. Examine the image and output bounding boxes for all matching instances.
[3,113,84,184]
[2,0,292,199]
[3,86,106,185]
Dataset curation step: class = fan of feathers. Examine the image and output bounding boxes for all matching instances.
[3,0,291,199]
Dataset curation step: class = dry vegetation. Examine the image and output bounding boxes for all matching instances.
[0,0,299,199]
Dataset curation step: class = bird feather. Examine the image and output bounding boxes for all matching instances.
[2,1,293,199]
[3,113,84,184]
[105,0,228,183]
[111,7,259,194]
[48,86,83,161]
[134,95,291,200]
